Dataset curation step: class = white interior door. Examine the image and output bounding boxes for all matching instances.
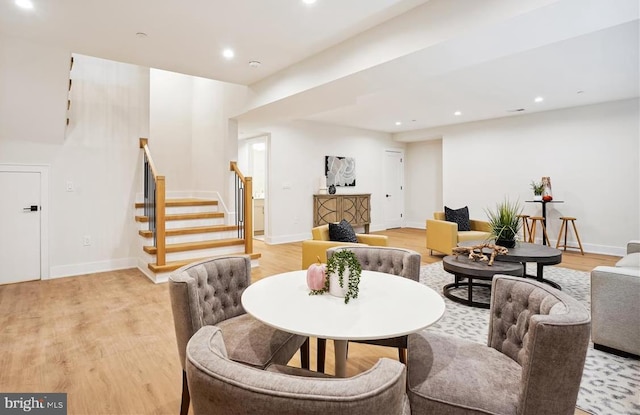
[383,150,404,229]
[0,171,41,284]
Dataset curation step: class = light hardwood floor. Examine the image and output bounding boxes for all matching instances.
[0,228,619,414]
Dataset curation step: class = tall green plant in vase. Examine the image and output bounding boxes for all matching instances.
[485,198,522,248]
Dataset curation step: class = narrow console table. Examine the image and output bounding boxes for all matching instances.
[313,194,371,233]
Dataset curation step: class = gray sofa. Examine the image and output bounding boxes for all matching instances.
[591,240,640,356]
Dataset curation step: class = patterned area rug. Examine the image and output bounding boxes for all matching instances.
[419,262,640,415]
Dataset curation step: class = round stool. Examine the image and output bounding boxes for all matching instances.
[556,217,584,255]
[528,216,550,245]
[516,214,531,242]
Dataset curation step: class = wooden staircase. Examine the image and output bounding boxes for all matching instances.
[135,198,260,276]
[137,139,259,282]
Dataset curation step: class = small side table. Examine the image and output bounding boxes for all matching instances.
[525,200,564,245]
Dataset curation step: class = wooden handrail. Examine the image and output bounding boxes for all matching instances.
[229,161,246,181]
[140,138,166,266]
[230,161,253,255]
[139,138,159,178]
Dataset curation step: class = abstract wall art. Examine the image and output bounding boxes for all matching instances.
[325,156,356,187]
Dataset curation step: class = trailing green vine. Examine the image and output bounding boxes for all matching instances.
[308,249,362,304]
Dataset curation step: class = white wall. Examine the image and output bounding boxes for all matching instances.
[405,139,443,228]
[0,34,69,144]
[0,48,150,277]
[405,99,639,255]
[150,70,247,205]
[254,120,405,243]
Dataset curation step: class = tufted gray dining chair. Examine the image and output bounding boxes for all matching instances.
[169,256,309,415]
[407,275,591,415]
[186,325,411,415]
[316,246,421,372]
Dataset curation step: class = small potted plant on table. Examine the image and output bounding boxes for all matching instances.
[531,180,544,201]
[309,249,362,304]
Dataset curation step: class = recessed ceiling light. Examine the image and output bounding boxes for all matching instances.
[302,0,317,4]
[454,111,462,116]
[248,60,261,68]
[15,0,34,9]
[222,48,235,59]
[136,32,148,38]
[395,121,402,126]
[534,96,544,103]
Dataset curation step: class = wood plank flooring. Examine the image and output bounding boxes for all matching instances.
[0,228,619,414]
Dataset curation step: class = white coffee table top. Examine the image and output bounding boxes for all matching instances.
[242,270,445,341]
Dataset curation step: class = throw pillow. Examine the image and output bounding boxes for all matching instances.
[444,206,471,231]
[616,252,640,268]
[328,219,358,243]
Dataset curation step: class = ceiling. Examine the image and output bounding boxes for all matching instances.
[1,0,638,135]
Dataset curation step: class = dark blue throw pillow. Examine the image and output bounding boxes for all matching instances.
[444,206,471,231]
[328,219,358,243]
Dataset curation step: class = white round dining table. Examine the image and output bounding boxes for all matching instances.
[241,269,445,377]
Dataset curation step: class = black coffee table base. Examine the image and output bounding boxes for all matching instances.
[442,255,525,309]
[443,275,493,309]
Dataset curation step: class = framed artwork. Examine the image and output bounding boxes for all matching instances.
[325,156,356,187]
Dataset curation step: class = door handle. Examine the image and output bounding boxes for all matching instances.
[23,205,39,212]
[386,194,391,197]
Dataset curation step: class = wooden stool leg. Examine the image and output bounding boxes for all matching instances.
[556,220,565,249]
[529,220,537,243]
[571,220,585,255]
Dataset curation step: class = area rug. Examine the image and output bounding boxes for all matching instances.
[419,262,640,415]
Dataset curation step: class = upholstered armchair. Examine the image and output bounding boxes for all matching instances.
[407,275,590,415]
[186,325,411,415]
[591,240,640,356]
[426,211,491,255]
[169,256,310,415]
[315,246,421,372]
[301,224,388,269]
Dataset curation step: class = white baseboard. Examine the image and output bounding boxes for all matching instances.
[266,233,311,245]
[403,221,426,229]
[49,257,137,279]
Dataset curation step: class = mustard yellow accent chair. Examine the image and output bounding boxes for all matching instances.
[301,224,388,269]
[426,212,491,256]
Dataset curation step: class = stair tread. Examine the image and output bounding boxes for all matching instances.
[148,252,262,273]
[138,225,238,237]
[143,238,244,254]
[135,212,224,222]
[135,198,218,208]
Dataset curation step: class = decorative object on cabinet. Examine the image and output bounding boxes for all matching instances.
[325,156,356,187]
[313,194,371,233]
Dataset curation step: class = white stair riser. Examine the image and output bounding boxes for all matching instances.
[140,246,245,263]
[138,218,226,230]
[139,231,238,245]
[136,205,220,215]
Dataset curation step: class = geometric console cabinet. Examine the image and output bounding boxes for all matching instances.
[313,193,371,233]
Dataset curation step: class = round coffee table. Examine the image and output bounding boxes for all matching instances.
[458,241,563,289]
[442,255,524,308]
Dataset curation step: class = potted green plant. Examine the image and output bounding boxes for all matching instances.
[309,249,362,304]
[530,180,544,201]
[485,198,522,248]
